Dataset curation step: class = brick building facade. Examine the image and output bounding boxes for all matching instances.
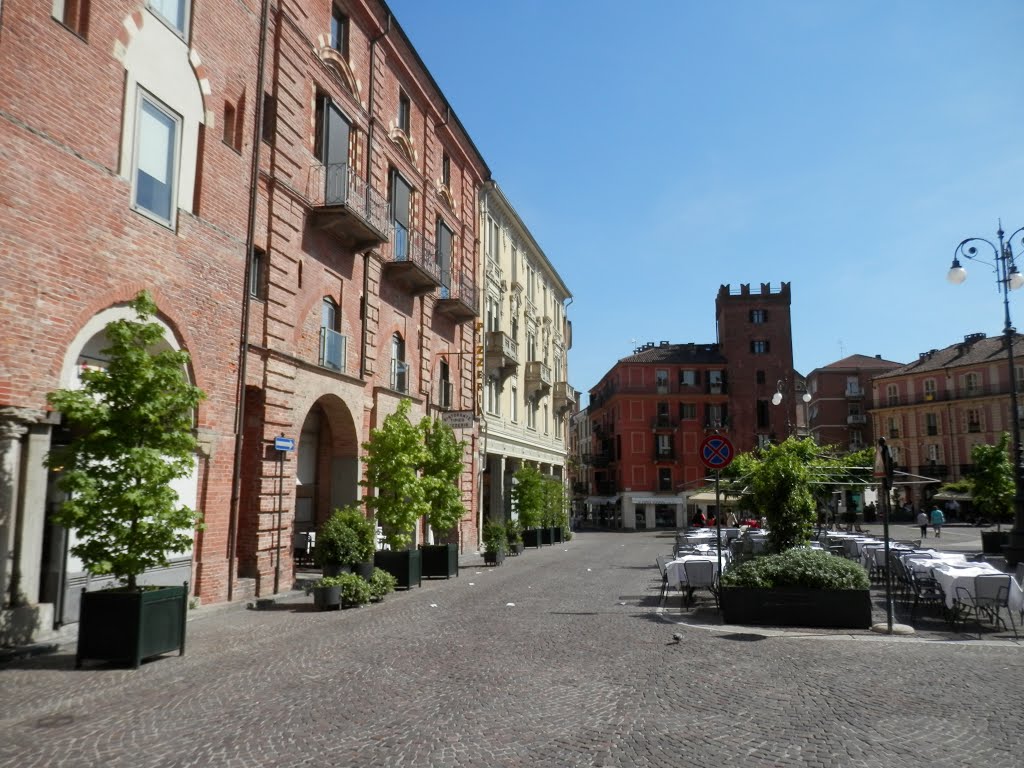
[584,283,794,529]
[0,0,494,643]
[805,354,903,451]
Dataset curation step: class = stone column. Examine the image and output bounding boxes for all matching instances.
[15,423,53,605]
[0,414,29,607]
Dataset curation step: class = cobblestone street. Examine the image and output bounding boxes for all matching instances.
[2,530,1022,768]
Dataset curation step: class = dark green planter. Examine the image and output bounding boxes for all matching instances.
[981,530,1010,555]
[76,583,188,669]
[374,549,422,589]
[552,527,564,544]
[420,543,459,579]
[541,527,554,546]
[720,586,871,629]
[312,585,342,611]
[353,560,374,582]
[484,548,505,566]
[507,541,525,556]
[522,528,542,549]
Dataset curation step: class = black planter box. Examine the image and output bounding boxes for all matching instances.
[720,586,872,629]
[353,560,374,582]
[76,583,188,668]
[541,527,554,546]
[522,528,542,549]
[507,541,525,556]
[484,548,505,566]
[374,549,422,589]
[420,543,459,579]
[981,530,1010,555]
[312,585,342,610]
[552,527,564,544]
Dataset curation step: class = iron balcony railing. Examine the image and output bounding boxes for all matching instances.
[319,328,346,373]
[308,162,390,235]
[440,268,477,310]
[651,415,677,430]
[384,223,442,282]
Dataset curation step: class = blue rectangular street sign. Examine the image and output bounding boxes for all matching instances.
[274,436,295,452]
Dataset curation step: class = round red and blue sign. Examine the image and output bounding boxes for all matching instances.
[700,435,734,470]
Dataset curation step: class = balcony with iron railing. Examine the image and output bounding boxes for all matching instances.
[554,381,577,413]
[653,447,676,462]
[595,481,618,496]
[381,224,441,296]
[845,387,865,399]
[485,331,518,372]
[436,269,477,322]
[651,415,678,430]
[847,414,867,425]
[307,163,390,249]
[525,360,552,396]
[319,328,347,373]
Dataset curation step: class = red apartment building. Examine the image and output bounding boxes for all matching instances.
[584,283,794,529]
[870,332,1024,511]
[805,354,903,451]
[0,0,486,643]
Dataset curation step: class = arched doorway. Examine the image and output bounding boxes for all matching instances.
[44,304,198,625]
[294,394,360,551]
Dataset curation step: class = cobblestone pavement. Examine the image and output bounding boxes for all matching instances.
[2,531,1022,768]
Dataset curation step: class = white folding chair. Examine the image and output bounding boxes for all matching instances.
[682,559,718,609]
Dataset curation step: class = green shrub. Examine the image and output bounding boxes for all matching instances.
[506,518,523,548]
[314,505,375,568]
[304,575,345,595]
[720,548,870,590]
[368,567,397,601]
[482,519,505,554]
[337,572,372,606]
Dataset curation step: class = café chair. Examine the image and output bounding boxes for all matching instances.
[682,559,718,609]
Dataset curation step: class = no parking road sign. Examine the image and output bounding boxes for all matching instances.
[700,435,734,470]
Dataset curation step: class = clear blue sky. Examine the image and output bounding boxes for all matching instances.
[387,0,1024,400]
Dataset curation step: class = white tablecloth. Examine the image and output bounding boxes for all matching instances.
[929,563,1024,613]
[859,542,913,568]
[903,553,968,577]
[665,555,722,591]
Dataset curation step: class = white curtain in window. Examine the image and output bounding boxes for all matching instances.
[138,100,174,184]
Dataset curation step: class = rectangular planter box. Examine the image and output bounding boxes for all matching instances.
[552,527,563,544]
[981,530,1010,555]
[420,543,459,579]
[484,548,505,566]
[522,528,542,549]
[312,585,342,611]
[720,586,872,629]
[374,549,422,589]
[76,583,188,669]
[541,527,554,546]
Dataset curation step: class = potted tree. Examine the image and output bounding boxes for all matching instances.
[314,504,376,579]
[972,433,1014,553]
[368,567,397,602]
[419,417,467,579]
[505,518,524,555]
[483,519,506,566]
[45,292,204,668]
[362,399,426,589]
[512,465,544,548]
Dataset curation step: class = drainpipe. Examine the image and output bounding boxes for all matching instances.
[227,0,271,602]
[361,14,390,377]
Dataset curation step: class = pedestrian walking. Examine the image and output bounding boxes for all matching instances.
[916,510,928,539]
[929,504,945,538]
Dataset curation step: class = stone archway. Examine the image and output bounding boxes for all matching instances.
[294,394,360,548]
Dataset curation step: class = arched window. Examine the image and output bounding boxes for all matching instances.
[390,333,407,392]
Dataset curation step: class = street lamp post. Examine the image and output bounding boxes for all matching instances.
[772,379,812,438]
[948,222,1024,566]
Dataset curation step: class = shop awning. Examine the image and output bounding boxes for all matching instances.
[932,490,971,502]
[686,490,743,505]
[630,497,684,505]
[586,496,619,504]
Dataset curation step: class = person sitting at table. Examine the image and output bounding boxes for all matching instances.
[691,510,707,528]
[707,515,717,528]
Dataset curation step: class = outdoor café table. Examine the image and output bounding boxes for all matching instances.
[930,562,1024,614]
[665,555,722,591]
[859,542,911,569]
[903,552,967,577]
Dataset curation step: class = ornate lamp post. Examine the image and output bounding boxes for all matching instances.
[772,379,811,437]
[948,222,1024,566]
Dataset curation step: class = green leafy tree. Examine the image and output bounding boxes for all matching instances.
[45,291,205,589]
[737,438,818,552]
[361,399,428,550]
[511,465,544,528]
[971,432,1014,531]
[420,416,468,542]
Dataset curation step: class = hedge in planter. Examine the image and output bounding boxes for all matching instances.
[483,519,505,566]
[719,548,872,629]
[315,504,376,577]
[46,292,204,668]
